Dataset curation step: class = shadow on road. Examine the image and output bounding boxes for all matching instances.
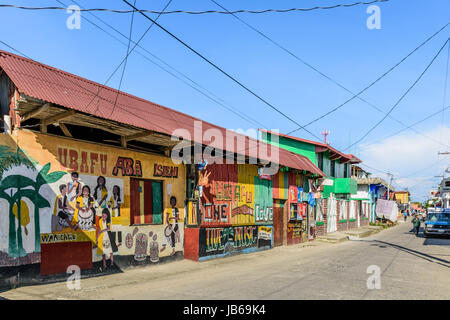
[356,238,449,269]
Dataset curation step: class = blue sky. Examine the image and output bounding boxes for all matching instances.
[0,0,449,202]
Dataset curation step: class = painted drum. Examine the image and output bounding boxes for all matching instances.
[78,210,93,230]
[164,225,173,238]
[134,233,148,261]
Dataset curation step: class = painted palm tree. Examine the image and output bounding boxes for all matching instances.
[0,145,65,257]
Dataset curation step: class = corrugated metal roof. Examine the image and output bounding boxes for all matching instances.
[0,49,325,177]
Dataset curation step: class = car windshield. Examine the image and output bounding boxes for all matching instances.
[428,213,450,222]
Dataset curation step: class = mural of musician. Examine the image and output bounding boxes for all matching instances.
[160,196,181,256]
[96,208,113,271]
[74,185,96,231]
[52,184,78,232]
[107,185,122,217]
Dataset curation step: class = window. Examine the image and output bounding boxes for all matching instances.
[130,178,163,225]
[317,153,323,171]
[330,160,335,177]
[344,163,348,178]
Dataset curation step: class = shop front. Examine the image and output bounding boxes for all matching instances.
[184,163,273,261]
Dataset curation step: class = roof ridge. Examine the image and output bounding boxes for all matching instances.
[0,49,325,176]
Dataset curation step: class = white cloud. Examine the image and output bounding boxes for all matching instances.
[358,125,450,201]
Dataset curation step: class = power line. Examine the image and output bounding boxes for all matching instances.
[362,105,450,148]
[0,40,175,136]
[122,0,322,141]
[400,154,450,180]
[0,40,271,161]
[344,38,450,152]
[359,163,390,175]
[439,41,450,150]
[0,40,32,59]
[55,0,267,129]
[210,0,450,153]
[0,1,389,15]
[286,22,450,136]
[110,0,138,117]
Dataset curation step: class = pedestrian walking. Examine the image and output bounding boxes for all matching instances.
[411,214,421,236]
[403,210,408,222]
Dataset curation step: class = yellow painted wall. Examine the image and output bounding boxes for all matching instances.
[0,130,186,266]
[395,192,409,204]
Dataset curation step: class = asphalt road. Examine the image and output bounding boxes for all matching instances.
[1,219,449,300]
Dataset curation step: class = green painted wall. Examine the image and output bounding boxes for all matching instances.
[261,133,317,165]
[322,177,357,198]
[322,152,331,176]
[335,178,358,194]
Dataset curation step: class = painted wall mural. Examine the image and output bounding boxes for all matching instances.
[0,130,185,273]
[200,164,273,227]
[198,225,272,260]
[0,142,66,265]
[195,163,274,260]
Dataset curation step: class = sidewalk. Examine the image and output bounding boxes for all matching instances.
[1,223,394,292]
[317,225,386,243]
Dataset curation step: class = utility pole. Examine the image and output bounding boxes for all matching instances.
[437,151,450,178]
[387,171,393,200]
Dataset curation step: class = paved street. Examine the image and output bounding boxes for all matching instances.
[1,220,449,300]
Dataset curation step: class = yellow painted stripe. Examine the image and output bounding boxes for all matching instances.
[139,180,145,224]
[188,201,193,225]
[279,172,285,199]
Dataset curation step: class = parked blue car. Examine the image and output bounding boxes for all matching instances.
[424,209,450,238]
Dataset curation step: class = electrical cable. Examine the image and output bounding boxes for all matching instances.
[344,38,450,152]
[0,40,176,137]
[110,0,137,117]
[211,0,450,152]
[286,23,450,136]
[362,105,450,148]
[0,40,270,164]
[122,0,322,141]
[0,1,390,15]
[55,0,267,129]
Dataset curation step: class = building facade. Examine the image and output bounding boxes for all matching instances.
[259,130,371,234]
[0,49,324,280]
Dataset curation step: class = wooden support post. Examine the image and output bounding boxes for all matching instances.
[121,136,127,148]
[21,103,51,122]
[59,123,72,138]
[121,130,154,148]
[41,109,76,126]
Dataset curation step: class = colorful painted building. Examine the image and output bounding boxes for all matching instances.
[0,49,324,281]
[0,130,186,275]
[259,130,372,234]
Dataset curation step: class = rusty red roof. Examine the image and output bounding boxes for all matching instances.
[0,49,325,177]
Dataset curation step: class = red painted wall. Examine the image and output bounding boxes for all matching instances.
[183,228,199,261]
[40,242,92,276]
